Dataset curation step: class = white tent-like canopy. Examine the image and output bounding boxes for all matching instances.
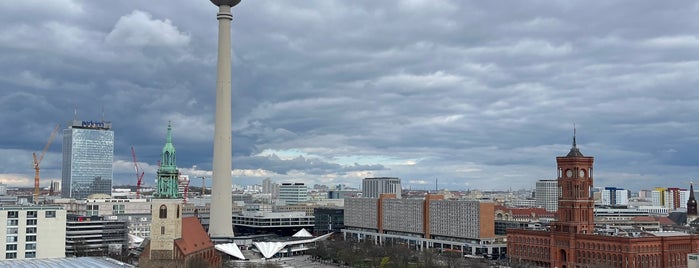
[292,228,313,238]
[215,243,246,260]
[252,232,333,259]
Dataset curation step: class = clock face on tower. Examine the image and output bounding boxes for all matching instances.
[566,169,573,178]
[579,169,585,178]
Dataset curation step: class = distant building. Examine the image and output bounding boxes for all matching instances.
[279,183,308,205]
[0,205,66,260]
[602,187,629,205]
[262,178,279,198]
[327,189,361,199]
[652,187,689,210]
[65,215,128,256]
[61,119,114,199]
[362,177,402,199]
[535,179,558,212]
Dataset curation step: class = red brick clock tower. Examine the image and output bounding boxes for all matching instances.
[551,130,594,268]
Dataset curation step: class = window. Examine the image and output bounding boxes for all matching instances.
[26,219,37,226]
[113,204,125,214]
[45,211,56,218]
[7,219,18,226]
[159,205,167,219]
[7,211,18,218]
[25,251,36,258]
[177,205,180,218]
[161,226,165,235]
[7,227,18,234]
[26,235,36,242]
[26,211,37,218]
[6,236,17,243]
[5,244,17,251]
[26,243,36,250]
[26,227,36,234]
[5,253,16,259]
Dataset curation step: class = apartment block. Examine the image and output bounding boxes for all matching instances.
[0,206,66,260]
[343,194,500,256]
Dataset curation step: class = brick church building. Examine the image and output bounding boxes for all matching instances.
[507,133,699,268]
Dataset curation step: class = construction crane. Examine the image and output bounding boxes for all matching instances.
[33,124,60,204]
[131,146,145,199]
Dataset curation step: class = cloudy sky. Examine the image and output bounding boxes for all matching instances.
[1,0,698,192]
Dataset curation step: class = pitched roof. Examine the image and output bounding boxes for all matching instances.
[175,216,215,256]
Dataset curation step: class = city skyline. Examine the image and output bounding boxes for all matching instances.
[1,1,699,191]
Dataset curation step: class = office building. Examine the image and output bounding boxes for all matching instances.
[601,187,629,205]
[279,183,308,205]
[508,134,699,268]
[535,179,558,212]
[232,211,314,236]
[0,206,66,260]
[65,215,128,256]
[313,207,344,234]
[343,194,501,256]
[362,177,402,199]
[61,119,114,199]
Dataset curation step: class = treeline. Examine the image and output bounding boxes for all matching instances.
[308,239,490,268]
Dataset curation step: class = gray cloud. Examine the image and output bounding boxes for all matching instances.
[1,0,698,191]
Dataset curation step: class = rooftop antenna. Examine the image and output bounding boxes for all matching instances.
[435,178,438,193]
[101,106,105,122]
[73,104,77,121]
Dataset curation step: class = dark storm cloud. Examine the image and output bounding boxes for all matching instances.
[1,0,698,191]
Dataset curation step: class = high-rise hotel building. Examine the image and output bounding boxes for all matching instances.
[362,177,402,198]
[61,120,114,199]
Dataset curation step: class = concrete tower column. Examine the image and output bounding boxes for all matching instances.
[209,0,240,241]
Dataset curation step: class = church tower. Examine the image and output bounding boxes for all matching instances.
[552,129,595,234]
[687,182,697,224]
[149,122,183,260]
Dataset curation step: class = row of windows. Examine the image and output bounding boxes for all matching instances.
[6,227,35,234]
[6,235,36,242]
[5,251,35,259]
[7,210,55,218]
[6,243,36,251]
[7,219,38,226]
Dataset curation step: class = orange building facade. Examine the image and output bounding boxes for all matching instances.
[507,135,699,268]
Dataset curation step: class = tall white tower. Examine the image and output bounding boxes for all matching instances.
[208,0,240,241]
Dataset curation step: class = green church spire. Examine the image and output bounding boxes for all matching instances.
[154,121,181,199]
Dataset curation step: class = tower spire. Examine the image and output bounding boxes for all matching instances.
[566,124,584,157]
[166,121,173,144]
[573,123,577,148]
[688,181,697,216]
[155,122,180,199]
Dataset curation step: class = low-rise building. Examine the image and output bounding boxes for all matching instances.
[65,215,129,256]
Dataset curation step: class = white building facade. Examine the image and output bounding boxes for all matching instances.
[362,177,402,199]
[279,183,308,205]
[535,180,558,212]
[0,206,66,260]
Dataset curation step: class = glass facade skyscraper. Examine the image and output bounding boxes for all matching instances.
[61,120,114,199]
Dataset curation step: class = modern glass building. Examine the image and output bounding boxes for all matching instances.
[61,120,114,199]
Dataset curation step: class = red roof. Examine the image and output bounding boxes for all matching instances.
[175,216,215,256]
[495,205,556,218]
[630,216,677,226]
